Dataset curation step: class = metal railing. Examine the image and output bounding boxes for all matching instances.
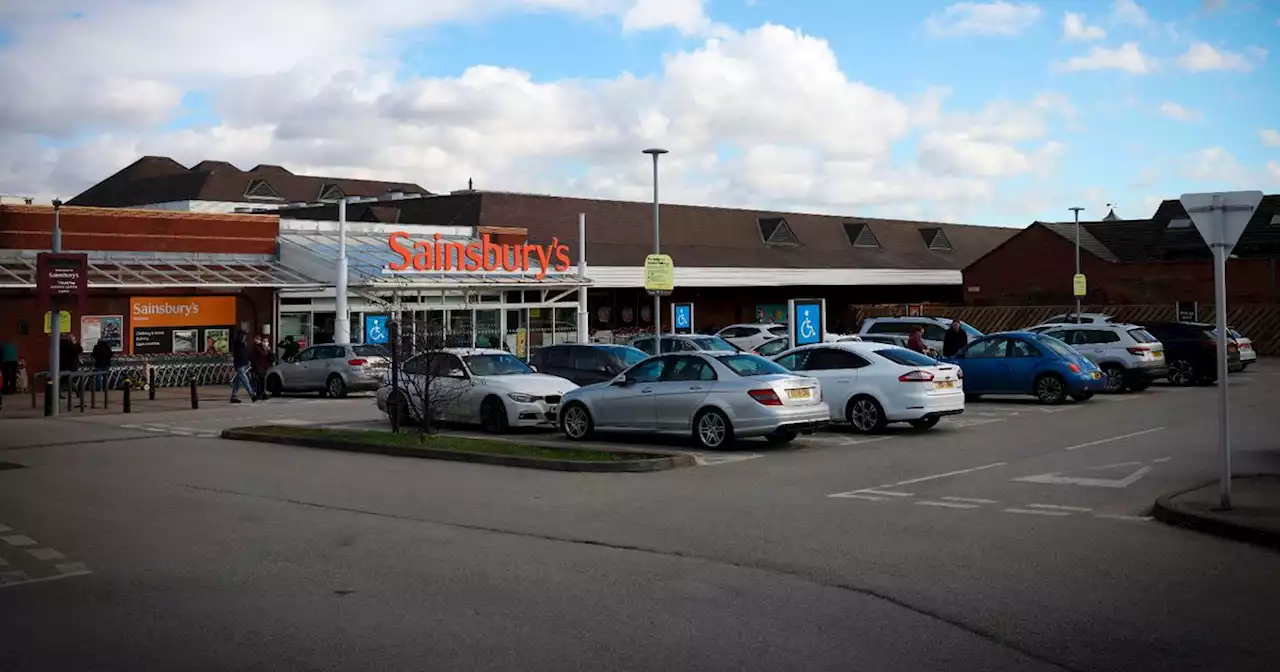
[29,356,234,413]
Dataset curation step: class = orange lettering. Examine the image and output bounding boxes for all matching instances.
[480,234,500,270]
[533,243,554,280]
[500,243,521,272]
[412,241,433,271]
[447,242,466,271]
[433,233,445,270]
[388,231,413,271]
[553,243,571,272]
[520,244,536,271]
[463,242,482,271]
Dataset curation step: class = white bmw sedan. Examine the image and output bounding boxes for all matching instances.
[377,348,578,433]
[773,340,964,433]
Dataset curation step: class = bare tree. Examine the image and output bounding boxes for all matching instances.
[386,319,475,437]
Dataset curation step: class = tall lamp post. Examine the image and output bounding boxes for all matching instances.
[643,148,668,345]
[1069,206,1085,323]
[334,196,350,345]
[48,198,63,415]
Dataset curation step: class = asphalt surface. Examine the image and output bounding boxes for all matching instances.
[2,364,1279,671]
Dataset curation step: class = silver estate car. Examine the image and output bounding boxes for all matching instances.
[558,352,830,449]
[265,343,390,398]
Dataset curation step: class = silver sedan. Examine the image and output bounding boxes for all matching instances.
[558,352,830,449]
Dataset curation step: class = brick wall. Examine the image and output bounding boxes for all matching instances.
[963,225,1280,306]
[0,204,280,255]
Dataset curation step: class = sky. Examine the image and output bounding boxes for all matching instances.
[0,0,1277,227]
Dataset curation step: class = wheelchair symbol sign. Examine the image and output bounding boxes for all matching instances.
[794,303,821,345]
[674,305,691,329]
[364,315,389,344]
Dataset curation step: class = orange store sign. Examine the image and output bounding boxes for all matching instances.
[131,296,236,327]
[387,232,571,280]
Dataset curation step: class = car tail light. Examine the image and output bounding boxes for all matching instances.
[1126,347,1148,355]
[1068,363,1081,373]
[348,358,369,366]
[956,368,963,379]
[898,370,935,382]
[748,389,783,406]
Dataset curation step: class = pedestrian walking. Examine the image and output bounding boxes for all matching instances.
[59,334,84,401]
[906,326,928,355]
[943,319,969,357]
[0,340,17,396]
[91,338,113,391]
[229,330,256,404]
[278,335,300,361]
[250,334,272,401]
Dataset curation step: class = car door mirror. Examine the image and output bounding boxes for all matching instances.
[529,365,538,373]
[445,368,466,378]
[611,373,630,386]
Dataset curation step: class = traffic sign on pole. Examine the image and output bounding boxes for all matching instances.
[1179,191,1263,510]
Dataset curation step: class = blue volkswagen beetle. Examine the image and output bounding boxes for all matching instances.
[941,331,1105,404]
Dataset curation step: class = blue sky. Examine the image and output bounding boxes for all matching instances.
[0,0,1277,226]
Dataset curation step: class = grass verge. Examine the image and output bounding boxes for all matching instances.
[243,425,647,462]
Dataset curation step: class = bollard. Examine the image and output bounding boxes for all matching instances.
[44,379,53,416]
[190,377,199,409]
[90,376,97,409]
[103,378,109,409]
[149,367,156,401]
[66,377,73,412]
[78,376,86,413]
[123,385,132,413]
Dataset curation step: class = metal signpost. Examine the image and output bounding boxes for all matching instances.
[643,148,669,345]
[36,214,89,418]
[1175,301,1198,323]
[671,303,694,335]
[1180,190,1263,510]
[1069,206,1085,322]
[787,299,825,349]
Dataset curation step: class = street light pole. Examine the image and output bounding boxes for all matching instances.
[1069,206,1085,323]
[643,148,668,345]
[48,199,63,415]
[334,196,350,345]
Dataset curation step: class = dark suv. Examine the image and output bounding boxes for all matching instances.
[1136,321,1240,386]
[529,344,650,387]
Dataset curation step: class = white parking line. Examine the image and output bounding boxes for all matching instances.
[916,500,979,509]
[860,489,913,497]
[1026,504,1093,513]
[2,535,37,547]
[1094,514,1154,522]
[891,462,1008,487]
[1002,508,1073,517]
[828,493,885,501]
[940,496,1000,504]
[1063,427,1166,451]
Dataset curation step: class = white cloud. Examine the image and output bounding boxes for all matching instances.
[1261,129,1280,147]
[1111,0,1149,27]
[1177,42,1266,72]
[1158,102,1202,122]
[1062,13,1106,41]
[622,0,721,36]
[1054,43,1156,74]
[924,1,1043,37]
[915,92,1073,179]
[1267,161,1280,185]
[1179,147,1255,185]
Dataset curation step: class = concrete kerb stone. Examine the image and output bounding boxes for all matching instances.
[1152,474,1280,552]
[220,426,696,473]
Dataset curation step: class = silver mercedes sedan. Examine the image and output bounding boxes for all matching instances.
[558,352,830,449]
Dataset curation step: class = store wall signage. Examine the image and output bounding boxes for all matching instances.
[643,254,674,295]
[386,232,571,280]
[129,296,237,355]
[82,315,125,352]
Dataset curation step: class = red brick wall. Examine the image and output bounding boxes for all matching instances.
[0,288,274,374]
[0,204,279,254]
[964,226,1279,306]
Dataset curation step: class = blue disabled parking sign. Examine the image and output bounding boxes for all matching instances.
[364,315,389,344]
[672,303,693,334]
[791,300,823,346]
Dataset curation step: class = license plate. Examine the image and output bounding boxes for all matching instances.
[787,388,812,400]
[935,380,955,389]
[1153,351,1163,358]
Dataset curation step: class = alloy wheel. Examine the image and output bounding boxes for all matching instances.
[851,399,879,431]
[1036,376,1065,404]
[1169,360,1192,386]
[563,406,589,439]
[1103,366,1125,393]
[698,412,727,448]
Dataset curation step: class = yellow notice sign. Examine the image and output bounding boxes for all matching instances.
[1072,274,1087,297]
[44,310,72,334]
[644,254,674,294]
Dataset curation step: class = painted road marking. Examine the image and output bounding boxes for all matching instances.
[1012,461,1155,489]
[694,453,764,466]
[0,524,10,532]
[0,570,92,589]
[828,462,1007,499]
[860,489,913,497]
[1026,504,1093,513]
[1094,514,1154,522]
[916,500,979,509]
[1063,427,1166,451]
[1002,507,1072,517]
[3,535,37,547]
[829,493,886,501]
[940,496,1000,504]
[27,548,66,561]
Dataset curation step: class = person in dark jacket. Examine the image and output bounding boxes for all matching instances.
[943,319,969,357]
[906,326,928,354]
[92,339,113,390]
[278,335,301,361]
[250,335,272,401]
[59,334,84,401]
[229,330,256,404]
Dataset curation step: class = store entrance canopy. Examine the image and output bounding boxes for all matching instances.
[279,231,591,289]
[0,251,323,289]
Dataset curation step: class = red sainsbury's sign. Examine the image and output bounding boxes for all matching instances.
[387,231,571,280]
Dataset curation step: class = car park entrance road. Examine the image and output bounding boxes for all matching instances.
[0,363,1277,670]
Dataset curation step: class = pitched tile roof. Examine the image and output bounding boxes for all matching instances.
[68,156,428,208]
[280,191,1017,270]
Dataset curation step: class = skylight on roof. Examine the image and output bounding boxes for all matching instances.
[843,222,880,248]
[318,183,346,202]
[757,217,800,245]
[920,227,952,251]
[244,179,282,200]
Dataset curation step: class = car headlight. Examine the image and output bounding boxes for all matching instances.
[507,392,539,403]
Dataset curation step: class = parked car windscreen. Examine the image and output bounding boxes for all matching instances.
[1127,328,1159,344]
[353,344,391,357]
[1227,328,1242,339]
[716,354,790,377]
[465,353,533,376]
[1038,336,1078,359]
[602,346,648,367]
[767,325,789,336]
[692,336,739,351]
[874,347,938,367]
[956,321,984,338]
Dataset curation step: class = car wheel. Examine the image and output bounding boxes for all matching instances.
[1070,391,1094,402]
[909,416,940,430]
[480,396,510,434]
[326,374,347,399]
[560,403,594,441]
[1034,374,1067,405]
[765,430,797,446]
[266,374,283,398]
[1101,364,1126,394]
[846,395,888,434]
[1168,359,1195,386]
[692,408,732,450]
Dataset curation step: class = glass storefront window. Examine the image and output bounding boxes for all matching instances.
[475,309,501,349]
[314,312,336,345]
[280,313,312,349]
